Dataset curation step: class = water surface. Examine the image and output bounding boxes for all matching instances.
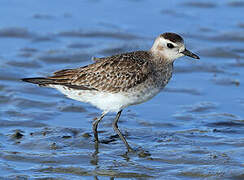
[0,0,244,179]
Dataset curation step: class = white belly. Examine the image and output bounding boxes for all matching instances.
[50,85,160,113]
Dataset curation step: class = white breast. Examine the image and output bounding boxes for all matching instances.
[50,85,161,113]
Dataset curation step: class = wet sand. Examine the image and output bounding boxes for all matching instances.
[0,0,244,179]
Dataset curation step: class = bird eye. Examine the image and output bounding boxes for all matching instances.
[167,43,174,49]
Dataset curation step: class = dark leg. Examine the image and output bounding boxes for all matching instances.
[92,112,106,143]
[112,110,133,152]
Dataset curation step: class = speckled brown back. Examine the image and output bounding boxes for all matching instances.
[48,51,155,93]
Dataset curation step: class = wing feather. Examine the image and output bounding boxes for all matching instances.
[47,51,153,92]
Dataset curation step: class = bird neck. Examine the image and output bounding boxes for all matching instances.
[148,50,173,70]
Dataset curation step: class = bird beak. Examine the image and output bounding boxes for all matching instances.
[181,49,200,59]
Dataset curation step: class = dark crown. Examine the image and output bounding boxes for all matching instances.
[160,32,183,43]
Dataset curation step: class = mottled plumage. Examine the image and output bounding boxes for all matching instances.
[22,32,199,151]
[50,51,155,93]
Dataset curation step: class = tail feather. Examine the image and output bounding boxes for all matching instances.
[21,77,97,90]
[21,77,55,86]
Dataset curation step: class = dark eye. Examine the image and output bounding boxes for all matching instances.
[167,43,174,49]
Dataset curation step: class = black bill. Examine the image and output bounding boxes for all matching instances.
[182,49,200,59]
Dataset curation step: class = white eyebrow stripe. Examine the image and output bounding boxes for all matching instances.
[165,40,178,46]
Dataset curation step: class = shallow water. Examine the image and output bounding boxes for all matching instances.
[0,0,244,179]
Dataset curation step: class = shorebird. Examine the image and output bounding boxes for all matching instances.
[22,32,199,151]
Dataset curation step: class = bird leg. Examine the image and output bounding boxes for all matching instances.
[92,112,106,143]
[112,110,133,152]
